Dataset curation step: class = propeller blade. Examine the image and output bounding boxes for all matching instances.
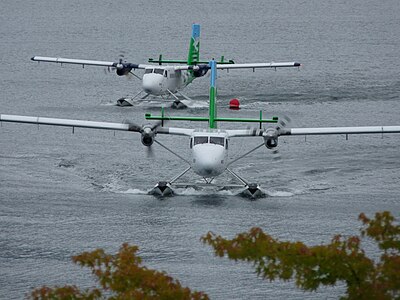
[272,149,281,160]
[104,66,114,74]
[151,120,164,131]
[125,72,133,80]
[276,115,291,130]
[146,145,155,158]
[123,119,142,132]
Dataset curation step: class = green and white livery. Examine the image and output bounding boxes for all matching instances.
[3,60,400,197]
[31,24,301,108]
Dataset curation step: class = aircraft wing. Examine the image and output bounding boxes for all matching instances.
[1,114,132,131]
[175,62,301,72]
[281,126,400,136]
[32,56,300,72]
[0,114,194,136]
[31,56,150,70]
[216,62,301,69]
[226,126,400,138]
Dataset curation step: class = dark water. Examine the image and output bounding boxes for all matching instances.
[1,0,400,299]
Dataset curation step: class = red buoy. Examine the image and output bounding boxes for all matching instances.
[229,98,240,110]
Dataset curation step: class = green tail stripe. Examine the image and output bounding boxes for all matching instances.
[187,24,201,66]
[209,86,216,128]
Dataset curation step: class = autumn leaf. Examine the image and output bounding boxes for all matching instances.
[202,211,399,299]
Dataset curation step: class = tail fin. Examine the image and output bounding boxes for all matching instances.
[148,24,234,65]
[187,24,200,66]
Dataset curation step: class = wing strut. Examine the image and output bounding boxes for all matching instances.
[153,139,190,164]
[226,168,248,186]
[227,142,265,167]
[170,166,192,184]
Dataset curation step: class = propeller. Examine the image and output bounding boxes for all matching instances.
[263,114,291,159]
[123,119,164,157]
[104,54,124,74]
[193,64,210,78]
[102,54,140,80]
[276,114,291,132]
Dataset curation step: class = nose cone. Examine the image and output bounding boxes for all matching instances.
[193,144,226,177]
[142,74,163,95]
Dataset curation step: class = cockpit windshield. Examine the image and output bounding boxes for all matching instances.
[154,69,164,75]
[193,136,225,147]
[210,137,224,146]
[145,68,153,74]
[194,136,208,145]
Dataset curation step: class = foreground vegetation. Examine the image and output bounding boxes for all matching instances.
[30,211,399,299]
[203,211,400,299]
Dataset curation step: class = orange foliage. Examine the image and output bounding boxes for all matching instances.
[29,211,399,299]
[202,211,399,299]
[30,243,208,300]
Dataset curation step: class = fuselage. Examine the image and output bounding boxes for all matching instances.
[142,66,194,95]
[189,131,228,177]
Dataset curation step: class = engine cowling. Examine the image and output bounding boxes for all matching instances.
[265,137,278,149]
[263,129,278,149]
[116,65,132,76]
[193,65,209,78]
[141,127,155,146]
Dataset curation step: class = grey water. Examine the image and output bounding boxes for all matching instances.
[1,0,400,299]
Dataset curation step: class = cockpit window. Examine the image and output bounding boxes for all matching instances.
[210,137,224,146]
[154,69,164,75]
[194,136,208,145]
[145,69,153,74]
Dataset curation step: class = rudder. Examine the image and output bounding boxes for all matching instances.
[187,24,200,65]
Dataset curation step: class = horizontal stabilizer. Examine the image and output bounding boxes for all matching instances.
[148,57,234,65]
[145,113,278,124]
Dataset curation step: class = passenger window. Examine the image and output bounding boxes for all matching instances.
[210,137,224,146]
[194,136,208,145]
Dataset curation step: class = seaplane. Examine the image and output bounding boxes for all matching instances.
[31,24,301,109]
[2,60,400,197]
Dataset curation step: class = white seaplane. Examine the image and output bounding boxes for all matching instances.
[2,60,400,197]
[31,24,301,108]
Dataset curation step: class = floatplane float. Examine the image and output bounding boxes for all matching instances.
[2,61,400,198]
[31,24,300,109]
